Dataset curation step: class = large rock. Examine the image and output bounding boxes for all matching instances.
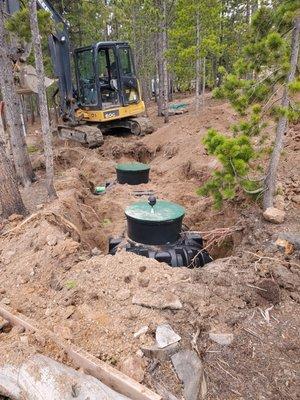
[263,207,285,224]
[156,324,181,348]
[171,350,206,400]
[132,291,182,310]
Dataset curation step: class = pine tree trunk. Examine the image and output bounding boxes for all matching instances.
[202,57,206,106]
[29,0,57,200]
[195,10,201,112]
[0,138,27,218]
[162,0,169,123]
[263,16,300,210]
[0,4,35,187]
[156,30,164,116]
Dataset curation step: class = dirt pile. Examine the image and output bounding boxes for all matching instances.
[0,95,299,399]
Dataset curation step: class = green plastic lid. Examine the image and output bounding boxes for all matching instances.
[125,200,185,222]
[95,186,106,194]
[116,162,150,172]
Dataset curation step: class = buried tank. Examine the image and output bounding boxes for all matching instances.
[109,196,213,268]
[116,162,150,185]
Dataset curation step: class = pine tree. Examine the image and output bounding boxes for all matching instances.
[29,0,57,200]
[0,2,35,187]
[263,12,300,209]
[0,137,27,218]
[199,1,300,209]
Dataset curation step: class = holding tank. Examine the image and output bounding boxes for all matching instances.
[109,196,213,268]
[116,162,150,185]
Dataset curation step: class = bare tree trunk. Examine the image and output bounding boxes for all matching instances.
[263,16,300,210]
[156,31,164,116]
[162,0,169,123]
[195,10,201,112]
[202,57,206,106]
[0,4,35,187]
[0,138,27,218]
[29,0,57,200]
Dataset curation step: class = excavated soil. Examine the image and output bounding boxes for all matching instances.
[0,95,299,400]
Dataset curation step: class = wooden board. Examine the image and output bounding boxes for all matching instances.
[0,305,161,400]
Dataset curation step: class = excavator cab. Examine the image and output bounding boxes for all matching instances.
[75,42,140,110]
[72,41,151,137]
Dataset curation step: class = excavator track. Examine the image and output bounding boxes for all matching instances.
[58,124,104,148]
[129,116,154,136]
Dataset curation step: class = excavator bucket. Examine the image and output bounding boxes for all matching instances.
[15,64,56,94]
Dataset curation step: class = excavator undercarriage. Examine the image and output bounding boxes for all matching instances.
[57,116,153,148]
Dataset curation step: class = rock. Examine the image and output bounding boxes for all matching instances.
[1,297,10,305]
[91,247,101,256]
[115,289,131,301]
[134,326,149,338]
[141,342,180,361]
[171,350,206,400]
[136,349,144,357]
[277,233,300,250]
[290,292,300,303]
[36,204,44,210]
[139,266,147,273]
[46,234,58,246]
[8,213,23,222]
[209,332,234,346]
[132,291,182,310]
[11,326,25,334]
[209,330,233,345]
[272,265,300,290]
[20,335,29,345]
[0,321,12,333]
[64,305,76,319]
[53,325,73,340]
[119,356,145,383]
[292,195,300,204]
[274,195,285,210]
[0,288,6,294]
[263,207,285,224]
[156,324,181,348]
[275,238,294,255]
[257,279,280,304]
[50,273,63,291]
[138,277,150,288]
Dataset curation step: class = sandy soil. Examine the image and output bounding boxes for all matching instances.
[0,94,299,399]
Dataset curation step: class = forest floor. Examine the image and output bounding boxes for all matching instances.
[0,93,299,400]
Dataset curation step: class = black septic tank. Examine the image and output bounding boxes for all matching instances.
[109,196,213,268]
[116,162,150,185]
[125,197,185,245]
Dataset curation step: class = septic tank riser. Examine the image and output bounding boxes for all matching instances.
[126,216,184,245]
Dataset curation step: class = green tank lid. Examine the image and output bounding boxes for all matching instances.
[125,200,185,222]
[116,162,150,172]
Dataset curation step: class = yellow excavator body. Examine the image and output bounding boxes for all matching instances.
[75,100,146,123]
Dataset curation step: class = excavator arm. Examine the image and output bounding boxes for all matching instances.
[6,0,75,122]
[36,0,75,123]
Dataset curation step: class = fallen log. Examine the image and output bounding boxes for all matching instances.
[0,354,130,399]
[0,305,161,400]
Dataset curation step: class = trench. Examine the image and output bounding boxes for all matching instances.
[44,135,237,265]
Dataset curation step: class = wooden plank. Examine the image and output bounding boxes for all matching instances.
[0,305,161,400]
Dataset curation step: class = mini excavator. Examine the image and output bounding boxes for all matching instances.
[8,0,153,147]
